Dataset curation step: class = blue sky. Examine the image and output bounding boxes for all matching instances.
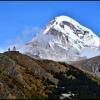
[0,1,100,51]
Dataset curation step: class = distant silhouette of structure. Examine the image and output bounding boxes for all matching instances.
[8,48,10,51]
[13,46,16,51]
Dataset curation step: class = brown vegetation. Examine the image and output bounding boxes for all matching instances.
[0,51,99,99]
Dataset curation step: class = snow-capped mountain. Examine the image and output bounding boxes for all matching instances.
[22,16,100,61]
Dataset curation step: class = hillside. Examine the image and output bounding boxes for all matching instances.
[0,51,100,99]
[72,56,100,77]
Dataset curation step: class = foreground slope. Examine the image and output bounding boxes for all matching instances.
[0,51,100,99]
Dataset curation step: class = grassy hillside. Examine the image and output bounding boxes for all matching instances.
[0,51,100,99]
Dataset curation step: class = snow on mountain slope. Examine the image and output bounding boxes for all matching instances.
[22,16,100,61]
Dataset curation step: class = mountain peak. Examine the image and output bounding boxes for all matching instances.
[23,15,100,61]
[55,15,80,25]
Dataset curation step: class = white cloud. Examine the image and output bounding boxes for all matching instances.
[14,26,42,44]
[0,26,42,53]
[0,49,4,53]
[80,47,100,58]
[0,46,10,53]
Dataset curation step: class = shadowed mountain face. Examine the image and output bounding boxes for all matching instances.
[72,56,100,77]
[0,51,100,99]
